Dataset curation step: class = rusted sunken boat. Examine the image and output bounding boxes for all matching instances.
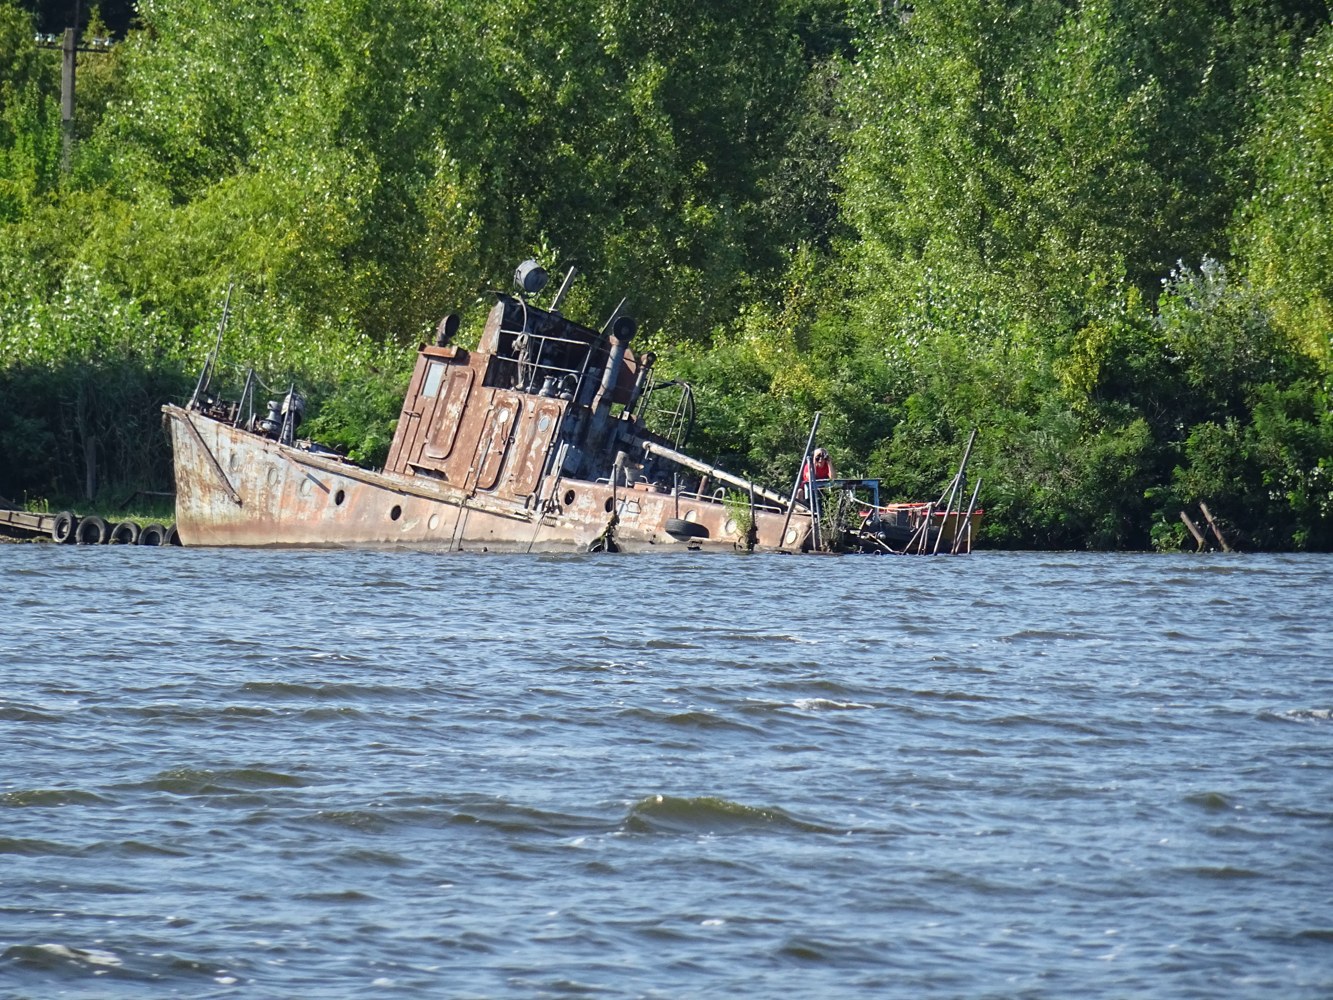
[162,264,979,553]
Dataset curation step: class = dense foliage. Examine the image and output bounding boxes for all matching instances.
[1,0,1330,549]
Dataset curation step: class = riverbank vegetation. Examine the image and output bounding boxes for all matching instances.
[1,0,1330,549]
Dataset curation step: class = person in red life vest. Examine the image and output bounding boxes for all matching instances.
[801,447,834,498]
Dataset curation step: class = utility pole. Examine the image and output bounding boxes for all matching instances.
[36,1,114,174]
[62,0,80,174]
[61,26,76,172]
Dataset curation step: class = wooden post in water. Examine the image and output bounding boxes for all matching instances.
[1179,510,1207,551]
[1198,503,1233,552]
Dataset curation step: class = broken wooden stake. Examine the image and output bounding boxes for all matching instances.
[1198,502,1233,552]
[1179,510,1207,551]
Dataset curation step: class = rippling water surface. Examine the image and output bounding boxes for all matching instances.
[2,547,1331,998]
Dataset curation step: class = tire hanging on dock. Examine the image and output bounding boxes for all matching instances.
[75,515,109,545]
[108,521,141,545]
[137,523,169,546]
[52,511,77,544]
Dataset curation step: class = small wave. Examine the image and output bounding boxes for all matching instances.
[617,707,762,733]
[146,767,308,795]
[296,889,378,903]
[299,706,366,720]
[1,942,239,985]
[910,688,992,703]
[0,705,61,723]
[92,839,190,859]
[696,629,809,645]
[1,788,106,808]
[776,936,880,964]
[621,794,841,836]
[1184,791,1234,811]
[928,660,997,675]
[981,714,1104,734]
[444,799,601,837]
[999,629,1104,642]
[305,810,391,833]
[1184,865,1263,880]
[791,698,874,711]
[1262,708,1332,723]
[1293,928,1333,943]
[644,638,700,650]
[337,847,411,868]
[0,836,81,857]
[553,660,635,674]
[1161,630,1208,641]
[124,705,232,723]
[3,942,123,970]
[240,680,409,700]
[772,678,862,696]
[220,705,277,718]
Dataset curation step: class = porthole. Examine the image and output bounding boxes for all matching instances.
[684,509,698,522]
[266,467,279,486]
[389,504,402,521]
[428,513,440,531]
[334,489,346,506]
[604,497,614,513]
[724,518,737,535]
[784,528,799,545]
[563,489,576,506]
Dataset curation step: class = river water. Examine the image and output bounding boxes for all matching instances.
[1,547,1330,998]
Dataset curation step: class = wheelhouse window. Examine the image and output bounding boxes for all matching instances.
[422,360,446,398]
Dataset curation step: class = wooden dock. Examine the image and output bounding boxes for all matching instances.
[0,509,56,540]
[0,508,179,545]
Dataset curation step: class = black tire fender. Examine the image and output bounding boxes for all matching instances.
[137,523,168,546]
[52,511,77,544]
[108,521,141,545]
[164,524,182,546]
[664,517,709,540]
[75,515,109,545]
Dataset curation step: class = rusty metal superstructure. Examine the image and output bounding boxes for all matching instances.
[162,269,830,552]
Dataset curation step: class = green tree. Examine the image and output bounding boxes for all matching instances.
[1234,20,1333,367]
[0,0,58,221]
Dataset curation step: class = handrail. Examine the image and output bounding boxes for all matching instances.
[637,439,789,508]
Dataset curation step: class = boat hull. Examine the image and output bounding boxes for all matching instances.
[163,405,811,553]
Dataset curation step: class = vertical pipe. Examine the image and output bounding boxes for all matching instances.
[550,267,578,311]
[933,428,977,554]
[810,469,823,552]
[778,412,821,552]
[953,476,982,554]
[747,482,757,552]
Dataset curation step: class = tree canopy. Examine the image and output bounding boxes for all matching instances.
[1,0,1330,549]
